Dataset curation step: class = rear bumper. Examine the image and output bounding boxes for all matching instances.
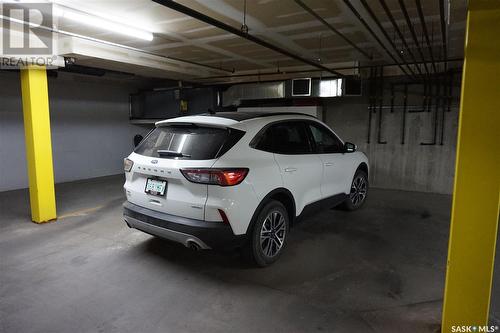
[123,201,246,250]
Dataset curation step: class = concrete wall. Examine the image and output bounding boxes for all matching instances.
[0,71,150,192]
[323,89,459,194]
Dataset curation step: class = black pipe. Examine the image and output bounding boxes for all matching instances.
[358,0,417,78]
[416,0,438,73]
[390,83,424,114]
[422,79,428,112]
[378,0,423,77]
[377,67,387,144]
[421,75,440,145]
[152,0,344,77]
[390,83,395,113]
[367,67,375,144]
[426,80,433,112]
[398,0,429,75]
[439,0,448,70]
[341,0,411,78]
[197,58,463,81]
[294,0,371,59]
[401,83,408,144]
[439,75,447,145]
[447,71,453,112]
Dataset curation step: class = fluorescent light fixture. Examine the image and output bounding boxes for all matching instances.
[54,7,153,41]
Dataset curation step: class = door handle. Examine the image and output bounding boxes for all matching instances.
[324,162,334,167]
[284,167,297,173]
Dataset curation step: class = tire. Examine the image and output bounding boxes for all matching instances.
[244,200,289,267]
[342,169,369,211]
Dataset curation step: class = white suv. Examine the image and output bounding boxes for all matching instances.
[123,112,369,266]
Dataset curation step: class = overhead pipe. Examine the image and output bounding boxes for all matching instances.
[358,0,418,78]
[152,0,344,77]
[378,0,423,77]
[398,0,430,75]
[342,0,412,79]
[294,0,372,60]
[196,58,463,83]
[415,0,438,73]
[439,0,448,70]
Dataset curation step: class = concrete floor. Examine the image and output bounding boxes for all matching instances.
[0,175,495,332]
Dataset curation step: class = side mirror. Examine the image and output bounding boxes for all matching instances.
[133,134,144,147]
[344,142,356,153]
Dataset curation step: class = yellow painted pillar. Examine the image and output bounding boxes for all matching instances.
[441,1,500,331]
[20,66,57,223]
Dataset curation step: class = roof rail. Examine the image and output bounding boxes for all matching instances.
[199,111,316,122]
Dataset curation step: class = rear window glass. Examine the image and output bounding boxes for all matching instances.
[135,125,229,160]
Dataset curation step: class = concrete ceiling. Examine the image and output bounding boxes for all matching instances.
[51,0,467,83]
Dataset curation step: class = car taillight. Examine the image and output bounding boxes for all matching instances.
[180,168,248,186]
[124,158,134,172]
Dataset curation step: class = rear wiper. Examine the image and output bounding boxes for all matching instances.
[157,150,191,158]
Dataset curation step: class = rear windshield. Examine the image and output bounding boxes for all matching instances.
[135,125,233,160]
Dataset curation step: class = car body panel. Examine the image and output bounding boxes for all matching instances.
[124,152,215,220]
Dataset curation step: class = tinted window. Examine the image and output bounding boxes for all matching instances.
[308,123,344,153]
[255,122,312,154]
[135,125,229,160]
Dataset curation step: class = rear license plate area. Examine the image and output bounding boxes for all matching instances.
[145,178,167,197]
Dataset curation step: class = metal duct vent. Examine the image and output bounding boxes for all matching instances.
[223,81,285,107]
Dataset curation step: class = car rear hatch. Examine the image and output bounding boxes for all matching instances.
[124,123,244,220]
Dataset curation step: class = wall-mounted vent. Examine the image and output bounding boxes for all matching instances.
[292,78,312,96]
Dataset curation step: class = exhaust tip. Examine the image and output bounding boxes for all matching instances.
[187,241,202,251]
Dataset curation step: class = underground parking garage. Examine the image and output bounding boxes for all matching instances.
[0,0,499,332]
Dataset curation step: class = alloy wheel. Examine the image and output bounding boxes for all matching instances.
[260,211,286,258]
[350,175,367,207]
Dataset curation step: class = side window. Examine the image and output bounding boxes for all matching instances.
[308,123,343,153]
[255,121,312,154]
